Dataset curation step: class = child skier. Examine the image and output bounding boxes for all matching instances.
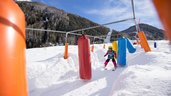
[104,46,117,71]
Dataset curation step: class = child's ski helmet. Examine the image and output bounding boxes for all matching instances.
[108,46,112,49]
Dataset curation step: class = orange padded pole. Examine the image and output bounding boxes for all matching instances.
[64,43,68,59]
[0,0,28,96]
[103,44,105,49]
[153,0,171,42]
[91,45,94,52]
[138,32,151,52]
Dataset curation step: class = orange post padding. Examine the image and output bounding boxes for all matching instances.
[153,0,171,42]
[0,0,28,96]
[136,39,140,45]
[103,44,105,49]
[64,43,69,59]
[91,45,94,52]
[138,32,151,52]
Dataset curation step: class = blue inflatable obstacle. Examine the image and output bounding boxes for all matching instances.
[126,38,136,53]
[117,37,127,66]
[117,37,136,66]
[154,41,157,48]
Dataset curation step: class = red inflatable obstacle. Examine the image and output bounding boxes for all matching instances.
[0,0,28,96]
[78,35,91,80]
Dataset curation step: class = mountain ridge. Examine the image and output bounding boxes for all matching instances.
[110,23,165,41]
[16,1,165,48]
[17,1,109,48]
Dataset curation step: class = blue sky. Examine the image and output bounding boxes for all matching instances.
[32,0,163,31]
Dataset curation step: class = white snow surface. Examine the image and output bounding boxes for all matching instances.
[26,40,171,96]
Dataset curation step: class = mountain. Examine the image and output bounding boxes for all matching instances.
[16,1,109,48]
[111,23,165,41]
[16,1,165,48]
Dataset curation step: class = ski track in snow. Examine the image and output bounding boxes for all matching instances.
[26,41,171,96]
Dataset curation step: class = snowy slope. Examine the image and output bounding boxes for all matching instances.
[26,40,171,96]
[111,41,171,96]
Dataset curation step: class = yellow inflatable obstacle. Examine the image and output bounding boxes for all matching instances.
[112,41,118,56]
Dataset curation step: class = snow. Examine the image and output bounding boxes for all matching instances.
[26,40,171,96]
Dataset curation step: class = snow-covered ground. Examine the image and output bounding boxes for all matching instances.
[26,40,171,96]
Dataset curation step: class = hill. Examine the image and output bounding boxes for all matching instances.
[16,1,109,48]
[111,23,165,41]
